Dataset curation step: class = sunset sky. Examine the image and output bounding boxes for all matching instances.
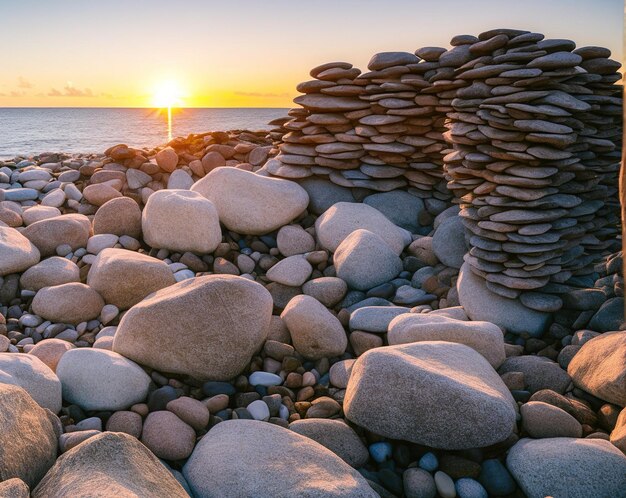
[0,0,622,108]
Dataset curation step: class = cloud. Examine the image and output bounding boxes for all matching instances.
[0,92,6,97]
[10,91,26,97]
[47,82,94,97]
[17,77,32,89]
[234,91,289,98]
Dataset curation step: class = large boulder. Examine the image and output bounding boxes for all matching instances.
[87,248,176,310]
[0,384,58,489]
[0,226,40,276]
[19,256,80,291]
[344,342,516,449]
[32,282,104,325]
[93,196,142,238]
[32,432,189,498]
[281,295,347,360]
[142,189,222,253]
[387,314,506,368]
[191,167,309,235]
[315,202,408,254]
[457,262,549,336]
[56,348,151,411]
[363,191,424,233]
[432,216,468,269]
[334,229,402,291]
[113,275,273,380]
[568,330,626,406]
[183,420,378,497]
[506,438,626,498]
[22,214,90,257]
[0,354,62,412]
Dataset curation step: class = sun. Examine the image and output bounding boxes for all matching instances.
[151,80,185,108]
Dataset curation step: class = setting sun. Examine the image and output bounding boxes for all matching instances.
[152,80,185,108]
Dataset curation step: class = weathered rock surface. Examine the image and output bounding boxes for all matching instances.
[32,282,104,325]
[22,214,90,257]
[19,256,80,291]
[0,226,40,276]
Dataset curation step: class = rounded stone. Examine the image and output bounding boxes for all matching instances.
[167,396,210,431]
[19,256,79,291]
[93,197,142,238]
[520,401,582,438]
[432,216,468,269]
[105,410,143,438]
[141,411,196,460]
[22,214,91,257]
[32,282,104,325]
[277,225,315,256]
[0,226,40,276]
[28,339,75,372]
[155,147,179,172]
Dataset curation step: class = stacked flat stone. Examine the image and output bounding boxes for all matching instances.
[266,54,453,204]
[440,28,622,304]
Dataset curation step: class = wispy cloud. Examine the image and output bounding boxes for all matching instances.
[10,90,26,97]
[234,91,289,98]
[17,76,32,89]
[48,82,94,97]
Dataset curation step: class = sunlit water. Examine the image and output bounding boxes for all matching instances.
[0,107,289,158]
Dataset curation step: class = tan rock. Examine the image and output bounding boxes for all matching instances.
[20,257,80,291]
[83,183,122,206]
[105,410,143,438]
[93,197,142,238]
[0,226,40,276]
[28,339,75,372]
[156,147,179,172]
[22,205,62,225]
[520,401,583,438]
[32,283,104,325]
[141,411,196,460]
[22,214,91,257]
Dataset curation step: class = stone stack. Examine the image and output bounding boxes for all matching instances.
[265,53,453,206]
[439,28,622,305]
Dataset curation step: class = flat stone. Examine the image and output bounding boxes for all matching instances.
[527,51,582,69]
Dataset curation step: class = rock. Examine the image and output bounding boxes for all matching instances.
[56,348,151,411]
[0,478,29,498]
[141,411,196,460]
[302,277,348,307]
[277,225,316,256]
[105,410,143,438]
[59,430,101,453]
[281,295,347,360]
[506,438,626,498]
[113,275,273,380]
[167,169,194,189]
[167,396,210,431]
[142,189,222,253]
[87,248,176,310]
[247,399,270,421]
[388,314,506,368]
[126,169,152,190]
[520,401,582,438]
[86,233,118,254]
[588,297,625,332]
[19,256,79,291]
[183,419,378,497]
[93,197,142,238]
[83,184,122,206]
[266,255,313,287]
[22,214,90,257]
[28,339,75,372]
[290,419,369,468]
[457,262,549,336]
[191,167,309,235]
[315,202,408,254]
[334,229,402,291]
[434,471,456,498]
[363,191,425,233]
[432,216,467,269]
[610,407,626,453]
[156,147,179,172]
[299,177,355,215]
[32,432,189,498]
[403,468,437,498]
[408,237,439,266]
[568,331,626,406]
[32,282,104,325]
[344,342,516,449]
[0,384,58,489]
[0,353,62,412]
[22,205,61,225]
[0,226,40,276]
[499,355,571,394]
[478,459,516,496]
[349,306,409,333]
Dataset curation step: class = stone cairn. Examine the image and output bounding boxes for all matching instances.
[267,28,622,309]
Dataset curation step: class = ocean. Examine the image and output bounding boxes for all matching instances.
[0,107,290,158]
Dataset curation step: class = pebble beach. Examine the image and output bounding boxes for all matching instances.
[1,27,626,498]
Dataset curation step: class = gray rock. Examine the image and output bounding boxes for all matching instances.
[432,216,468,269]
[349,306,410,333]
[506,438,626,498]
[299,178,355,215]
[588,297,624,332]
[498,355,571,394]
[363,191,424,233]
[520,401,582,438]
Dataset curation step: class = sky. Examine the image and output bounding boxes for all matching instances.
[0,0,622,108]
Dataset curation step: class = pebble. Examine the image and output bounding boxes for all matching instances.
[369,441,393,463]
[247,399,270,421]
[249,371,283,387]
[434,471,457,498]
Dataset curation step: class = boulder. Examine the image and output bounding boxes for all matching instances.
[0,226,40,276]
[506,438,626,498]
[142,189,222,253]
[32,432,189,498]
[183,420,378,497]
[387,314,506,368]
[191,167,309,235]
[0,354,62,412]
[93,197,142,238]
[22,205,61,225]
[32,282,104,325]
[0,384,58,489]
[19,257,80,291]
[520,401,582,438]
[299,177,355,215]
[22,214,90,257]
[315,202,408,254]
[113,275,273,380]
[28,339,75,372]
[568,330,626,406]
[457,262,549,336]
[289,419,369,468]
[281,295,347,360]
[0,478,29,498]
[432,216,468,269]
[499,355,571,394]
[87,248,176,310]
[363,191,424,233]
[56,348,151,411]
[344,342,516,449]
[334,229,402,291]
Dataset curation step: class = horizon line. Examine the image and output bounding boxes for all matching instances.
[0,106,292,109]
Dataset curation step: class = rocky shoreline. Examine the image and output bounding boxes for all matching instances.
[1,28,626,498]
